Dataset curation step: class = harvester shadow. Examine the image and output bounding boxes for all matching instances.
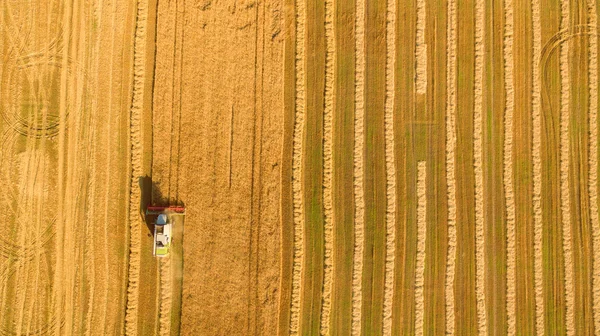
[138,176,185,236]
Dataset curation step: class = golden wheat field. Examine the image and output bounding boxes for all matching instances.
[1,0,600,335]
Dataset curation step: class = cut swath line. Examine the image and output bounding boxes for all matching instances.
[415,0,427,95]
[587,0,600,331]
[288,0,306,333]
[504,0,516,334]
[559,1,575,334]
[124,0,149,334]
[474,0,487,333]
[531,0,544,333]
[414,161,427,336]
[445,0,458,332]
[351,0,366,333]
[382,0,397,333]
[320,0,335,333]
[158,259,172,336]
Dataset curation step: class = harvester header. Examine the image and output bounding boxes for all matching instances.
[146,205,186,215]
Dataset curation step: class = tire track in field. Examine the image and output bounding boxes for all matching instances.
[351,0,366,333]
[415,161,427,336]
[588,0,600,331]
[289,0,306,332]
[99,0,118,332]
[445,0,458,332]
[83,2,106,333]
[52,0,73,331]
[125,0,149,334]
[11,4,40,328]
[382,0,396,333]
[504,0,517,333]
[558,1,575,334]
[531,0,544,333]
[3,2,58,333]
[320,0,335,333]
[474,0,487,333]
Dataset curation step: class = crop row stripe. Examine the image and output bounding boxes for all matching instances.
[474,0,487,333]
[415,161,427,336]
[320,0,335,333]
[588,0,600,332]
[504,0,517,334]
[351,0,366,332]
[558,1,575,334]
[382,0,397,333]
[531,0,544,333]
[445,0,458,332]
[288,0,306,333]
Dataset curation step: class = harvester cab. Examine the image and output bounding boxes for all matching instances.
[146,206,185,257]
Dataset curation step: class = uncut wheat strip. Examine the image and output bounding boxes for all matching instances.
[504,0,517,334]
[558,1,575,334]
[382,0,397,333]
[351,0,366,333]
[320,0,335,333]
[124,0,149,334]
[445,0,458,333]
[474,0,487,333]
[531,0,544,333]
[415,161,427,336]
[415,0,427,95]
[588,0,600,331]
[289,0,306,333]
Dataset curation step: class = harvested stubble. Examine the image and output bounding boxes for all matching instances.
[445,0,458,332]
[330,0,356,333]
[503,0,516,333]
[158,259,172,336]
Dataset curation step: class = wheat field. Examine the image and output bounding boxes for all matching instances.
[4,0,600,334]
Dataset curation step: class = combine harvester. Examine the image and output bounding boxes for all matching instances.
[146,206,185,257]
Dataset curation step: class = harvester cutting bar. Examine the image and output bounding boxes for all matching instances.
[146,206,186,215]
